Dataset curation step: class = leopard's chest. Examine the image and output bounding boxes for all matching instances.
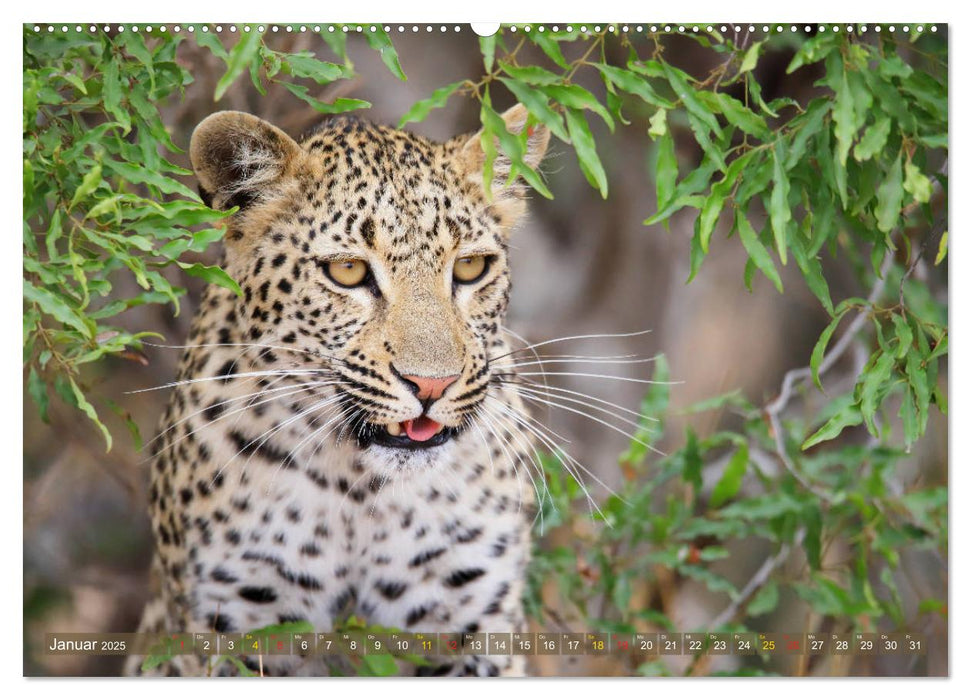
[151,382,531,636]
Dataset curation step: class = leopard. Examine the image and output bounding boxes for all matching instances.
[124,103,552,677]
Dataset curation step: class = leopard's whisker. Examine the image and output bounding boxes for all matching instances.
[508,386,660,439]
[143,340,348,367]
[504,371,681,386]
[473,402,531,519]
[367,471,393,518]
[264,402,357,497]
[492,356,662,370]
[127,368,336,394]
[219,378,346,446]
[212,394,345,486]
[511,386,663,452]
[488,329,653,364]
[487,395,628,514]
[144,380,339,461]
[501,326,553,425]
[468,408,499,483]
[508,376,661,423]
[484,397,604,521]
[271,399,354,478]
[476,402,551,532]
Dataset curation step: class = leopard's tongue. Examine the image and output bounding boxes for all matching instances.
[402,416,442,442]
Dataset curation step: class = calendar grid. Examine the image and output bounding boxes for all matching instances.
[43,631,929,657]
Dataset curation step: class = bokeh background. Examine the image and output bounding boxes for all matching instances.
[23,26,948,676]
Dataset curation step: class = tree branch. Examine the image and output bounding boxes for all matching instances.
[708,248,895,629]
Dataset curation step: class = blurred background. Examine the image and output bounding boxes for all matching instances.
[23,26,947,676]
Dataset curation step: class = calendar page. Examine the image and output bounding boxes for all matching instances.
[22,19,948,680]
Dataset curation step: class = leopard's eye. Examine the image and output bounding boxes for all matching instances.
[453,255,488,284]
[326,259,369,287]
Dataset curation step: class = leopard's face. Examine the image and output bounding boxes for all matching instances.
[190,108,549,473]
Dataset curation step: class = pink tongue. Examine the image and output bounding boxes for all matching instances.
[403,416,442,442]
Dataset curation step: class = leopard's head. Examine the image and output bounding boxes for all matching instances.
[190,105,549,471]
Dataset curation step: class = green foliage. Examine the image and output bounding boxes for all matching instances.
[401,25,946,451]
[23,25,404,447]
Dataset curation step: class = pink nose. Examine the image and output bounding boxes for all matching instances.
[401,373,459,401]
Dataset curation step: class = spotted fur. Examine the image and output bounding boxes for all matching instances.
[124,106,550,677]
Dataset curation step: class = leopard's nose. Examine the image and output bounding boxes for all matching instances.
[397,372,459,401]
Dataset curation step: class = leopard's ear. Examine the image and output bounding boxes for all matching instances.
[190,111,303,212]
[455,103,551,224]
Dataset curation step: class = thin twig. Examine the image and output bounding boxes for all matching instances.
[763,249,895,500]
[709,527,806,629]
[709,249,895,628]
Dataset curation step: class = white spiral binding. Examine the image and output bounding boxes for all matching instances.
[33,24,939,35]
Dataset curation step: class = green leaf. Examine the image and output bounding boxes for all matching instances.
[648,109,667,138]
[891,314,914,359]
[565,109,608,198]
[195,30,229,60]
[859,350,896,434]
[69,377,112,450]
[68,161,102,212]
[710,444,748,508]
[682,427,702,493]
[686,111,727,172]
[906,347,931,431]
[529,31,569,69]
[687,221,707,284]
[105,397,143,450]
[853,116,891,162]
[320,28,348,62]
[281,83,371,114]
[362,653,399,676]
[934,231,948,265]
[248,620,314,636]
[904,160,933,203]
[736,210,782,293]
[715,92,770,140]
[661,61,722,137]
[398,81,464,127]
[101,59,131,134]
[785,100,830,170]
[103,159,198,200]
[654,131,677,207]
[480,34,496,73]
[810,309,850,389]
[478,94,552,199]
[698,190,726,254]
[746,579,779,616]
[177,262,242,297]
[833,64,859,165]
[739,41,763,74]
[803,503,823,570]
[541,84,614,132]
[791,235,834,315]
[23,280,92,338]
[282,53,349,84]
[364,27,406,81]
[140,652,174,672]
[802,402,863,450]
[875,152,904,233]
[28,366,50,423]
[214,27,264,101]
[500,62,562,86]
[496,78,568,143]
[769,141,791,265]
[594,63,672,108]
